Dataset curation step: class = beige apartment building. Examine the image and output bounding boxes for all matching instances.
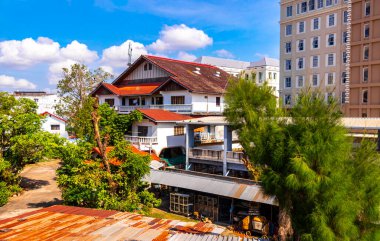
[280,0,349,107]
[347,0,380,117]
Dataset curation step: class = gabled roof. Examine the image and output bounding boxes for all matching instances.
[249,57,279,68]
[112,55,232,95]
[40,112,67,123]
[137,109,192,122]
[194,56,250,69]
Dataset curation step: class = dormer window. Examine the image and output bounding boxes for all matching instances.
[143,63,153,71]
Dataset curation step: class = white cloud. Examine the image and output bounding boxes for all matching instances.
[0,37,60,67]
[99,65,114,75]
[255,53,269,58]
[0,75,36,90]
[148,24,212,53]
[177,51,196,61]
[101,40,148,68]
[214,49,235,59]
[60,40,99,63]
[48,59,78,85]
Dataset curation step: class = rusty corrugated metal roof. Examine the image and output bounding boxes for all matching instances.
[0,205,224,241]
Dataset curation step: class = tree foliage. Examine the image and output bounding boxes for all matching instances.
[0,92,66,206]
[55,63,112,139]
[224,79,380,241]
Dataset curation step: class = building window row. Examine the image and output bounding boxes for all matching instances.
[284,32,346,53]
[286,0,344,18]
[283,72,343,89]
[284,53,338,71]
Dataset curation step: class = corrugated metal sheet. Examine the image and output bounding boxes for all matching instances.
[0,205,225,241]
[169,234,259,241]
[148,170,278,206]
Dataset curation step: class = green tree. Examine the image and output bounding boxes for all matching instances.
[55,64,112,139]
[224,79,380,241]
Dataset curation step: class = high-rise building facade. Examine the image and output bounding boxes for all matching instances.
[280,0,349,107]
[347,0,380,117]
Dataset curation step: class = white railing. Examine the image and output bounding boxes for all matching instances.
[189,148,244,163]
[118,106,143,112]
[150,104,193,113]
[125,135,158,145]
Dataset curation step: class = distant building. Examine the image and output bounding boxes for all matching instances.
[279,0,349,107]
[242,57,280,97]
[346,0,380,117]
[194,56,250,76]
[13,91,59,114]
[40,112,69,139]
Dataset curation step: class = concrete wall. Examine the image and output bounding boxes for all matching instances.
[191,93,224,113]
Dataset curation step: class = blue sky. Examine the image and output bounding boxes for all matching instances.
[0,0,280,92]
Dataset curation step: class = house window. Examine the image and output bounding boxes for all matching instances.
[363,45,369,60]
[259,72,263,82]
[363,67,369,82]
[269,72,272,79]
[285,60,292,70]
[312,55,319,68]
[122,97,126,106]
[171,96,185,105]
[137,126,148,137]
[286,5,293,17]
[216,97,221,107]
[343,11,348,23]
[362,90,368,103]
[326,92,334,103]
[141,97,146,106]
[297,76,304,88]
[327,73,335,85]
[104,98,115,107]
[274,73,277,79]
[286,25,293,35]
[156,96,163,105]
[298,39,305,51]
[328,14,335,27]
[312,36,319,49]
[51,125,60,131]
[301,1,307,13]
[143,63,153,71]
[284,95,292,105]
[285,77,292,88]
[327,33,335,46]
[309,0,315,10]
[343,31,348,43]
[285,42,292,53]
[298,21,305,33]
[312,74,319,86]
[326,0,333,7]
[297,57,304,70]
[327,53,335,66]
[33,98,39,103]
[313,18,320,30]
[343,52,347,64]
[342,72,347,84]
[364,23,370,38]
[317,0,324,8]
[174,126,185,136]
[129,98,140,106]
[365,1,371,16]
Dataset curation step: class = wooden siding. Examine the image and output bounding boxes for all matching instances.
[125,60,170,81]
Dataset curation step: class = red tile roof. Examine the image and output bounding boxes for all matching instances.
[102,82,163,96]
[40,111,67,122]
[137,109,192,122]
[111,55,232,95]
[92,145,161,162]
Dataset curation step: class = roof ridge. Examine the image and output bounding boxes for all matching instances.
[145,55,218,69]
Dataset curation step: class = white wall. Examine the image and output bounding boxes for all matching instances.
[98,95,121,107]
[41,116,69,139]
[160,90,192,105]
[15,94,59,114]
[191,93,224,113]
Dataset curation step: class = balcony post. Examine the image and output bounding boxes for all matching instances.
[223,125,232,176]
[186,124,195,170]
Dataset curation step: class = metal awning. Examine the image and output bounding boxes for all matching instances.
[147,170,278,206]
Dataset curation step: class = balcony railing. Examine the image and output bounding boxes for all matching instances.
[116,104,193,113]
[189,148,244,164]
[150,104,192,113]
[125,135,158,145]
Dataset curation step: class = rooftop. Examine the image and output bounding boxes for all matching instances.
[0,205,226,241]
[194,56,250,70]
[249,57,279,68]
[138,109,192,122]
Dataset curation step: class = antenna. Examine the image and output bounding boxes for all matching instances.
[127,42,133,67]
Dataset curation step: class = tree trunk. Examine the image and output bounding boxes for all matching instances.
[91,98,116,193]
[278,204,294,241]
